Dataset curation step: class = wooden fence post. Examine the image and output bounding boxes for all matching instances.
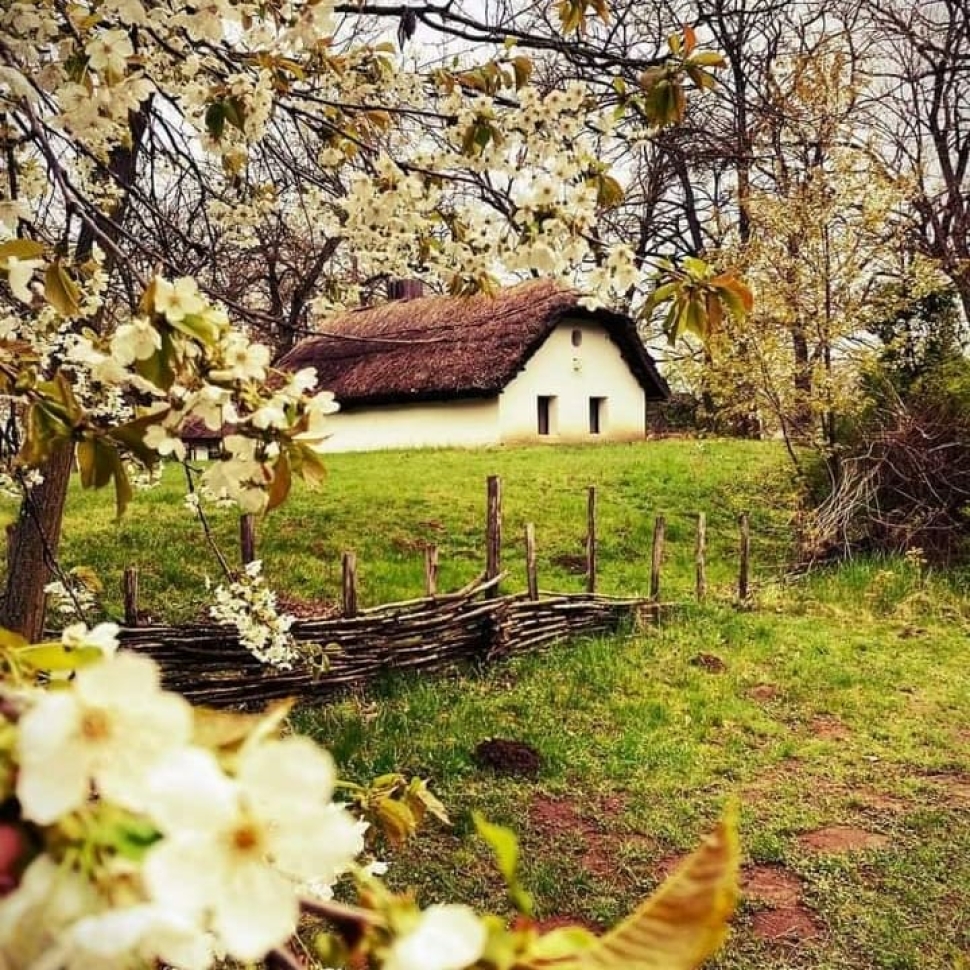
[240,513,256,565]
[485,475,502,597]
[586,486,597,594]
[425,544,439,597]
[342,551,358,617]
[738,512,750,602]
[695,512,707,603]
[525,523,538,600]
[122,566,139,627]
[650,515,666,601]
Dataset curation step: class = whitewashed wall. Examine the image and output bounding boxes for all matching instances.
[497,320,646,442]
[320,396,499,452]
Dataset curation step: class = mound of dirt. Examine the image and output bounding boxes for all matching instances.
[474,738,542,777]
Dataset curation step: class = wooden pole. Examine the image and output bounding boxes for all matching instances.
[122,566,139,627]
[586,486,597,594]
[525,523,538,600]
[240,514,256,565]
[424,544,439,597]
[650,515,666,601]
[738,512,750,601]
[342,551,358,617]
[485,475,502,597]
[695,512,707,603]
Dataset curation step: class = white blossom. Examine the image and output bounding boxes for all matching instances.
[144,739,363,961]
[384,905,488,970]
[16,652,193,824]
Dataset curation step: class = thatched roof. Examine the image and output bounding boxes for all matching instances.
[277,279,668,408]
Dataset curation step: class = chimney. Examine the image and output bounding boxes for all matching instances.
[386,278,425,301]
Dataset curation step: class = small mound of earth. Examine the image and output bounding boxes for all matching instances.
[550,553,588,575]
[748,683,780,702]
[743,865,803,908]
[798,826,889,854]
[690,653,727,673]
[809,715,850,740]
[474,738,542,777]
[751,906,824,943]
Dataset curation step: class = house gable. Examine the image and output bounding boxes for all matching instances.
[498,319,648,442]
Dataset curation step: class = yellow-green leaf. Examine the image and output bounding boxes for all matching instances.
[0,239,45,263]
[689,51,728,68]
[44,263,81,317]
[375,796,417,847]
[17,643,104,673]
[564,804,739,970]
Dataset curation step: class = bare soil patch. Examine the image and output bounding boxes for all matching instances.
[797,825,889,853]
[528,794,656,881]
[747,683,780,702]
[751,906,824,943]
[854,788,909,814]
[920,772,970,808]
[809,715,850,740]
[743,864,804,908]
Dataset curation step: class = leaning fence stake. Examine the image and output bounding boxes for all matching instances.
[485,475,502,598]
[650,515,666,603]
[240,513,256,565]
[738,512,750,602]
[586,486,597,594]
[695,512,707,603]
[525,523,538,601]
[342,551,358,617]
[424,544,439,597]
[122,566,139,627]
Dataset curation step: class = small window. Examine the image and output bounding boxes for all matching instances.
[589,396,606,435]
[571,328,583,347]
[537,395,556,435]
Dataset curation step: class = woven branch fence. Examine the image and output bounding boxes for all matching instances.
[117,476,754,707]
[119,576,658,707]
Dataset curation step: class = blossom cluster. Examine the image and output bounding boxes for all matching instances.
[0,627,366,968]
[208,560,300,669]
[0,627,544,970]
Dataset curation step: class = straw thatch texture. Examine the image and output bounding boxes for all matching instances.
[276,279,667,407]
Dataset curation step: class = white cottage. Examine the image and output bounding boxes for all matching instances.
[187,280,668,456]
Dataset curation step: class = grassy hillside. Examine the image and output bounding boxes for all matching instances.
[4,439,969,968]
[1,438,796,623]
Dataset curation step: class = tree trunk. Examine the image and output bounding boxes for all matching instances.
[1,443,75,640]
[1,95,149,639]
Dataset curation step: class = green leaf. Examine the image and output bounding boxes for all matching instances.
[474,812,534,915]
[170,312,223,347]
[205,102,226,140]
[0,239,45,262]
[135,330,177,391]
[528,925,598,962]
[17,643,104,673]
[291,443,328,487]
[222,96,246,131]
[112,816,163,861]
[44,263,81,317]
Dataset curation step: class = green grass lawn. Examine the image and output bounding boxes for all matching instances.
[3,438,969,968]
[1,438,796,623]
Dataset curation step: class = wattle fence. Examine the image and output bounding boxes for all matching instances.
[117,476,753,707]
[119,576,658,707]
